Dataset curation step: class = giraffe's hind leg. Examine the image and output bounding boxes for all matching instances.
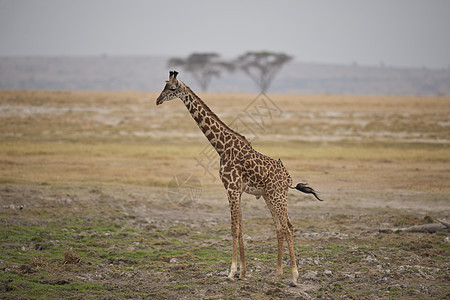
[285,216,299,286]
[264,191,299,287]
[264,196,284,281]
[275,229,284,281]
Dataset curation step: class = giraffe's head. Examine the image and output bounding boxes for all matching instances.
[156,71,186,105]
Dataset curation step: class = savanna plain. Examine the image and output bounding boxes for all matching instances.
[0,90,449,299]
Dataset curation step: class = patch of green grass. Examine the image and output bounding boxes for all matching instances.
[120,250,148,260]
[296,245,313,251]
[0,272,109,299]
[385,286,400,297]
[146,249,186,261]
[361,289,374,297]
[437,241,450,252]
[332,283,344,293]
[191,232,220,241]
[0,215,134,266]
[324,244,345,251]
[172,283,195,291]
[193,247,229,264]
[249,250,277,262]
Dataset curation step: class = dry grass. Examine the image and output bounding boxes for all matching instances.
[63,248,82,265]
[0,90,448,191]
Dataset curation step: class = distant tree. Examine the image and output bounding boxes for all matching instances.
[234,51,293,93]
[167,53,234,92]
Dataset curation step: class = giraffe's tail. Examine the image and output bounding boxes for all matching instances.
[291,183,323,201]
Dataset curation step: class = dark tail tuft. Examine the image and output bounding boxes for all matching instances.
[294,183,323,201]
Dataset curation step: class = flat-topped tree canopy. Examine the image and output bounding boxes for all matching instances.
[168,53,233,92]
[234,51,293,93]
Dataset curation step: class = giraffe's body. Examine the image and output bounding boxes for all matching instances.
[156,71,322,286]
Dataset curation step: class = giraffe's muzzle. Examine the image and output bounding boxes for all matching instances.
[156,96,164,105]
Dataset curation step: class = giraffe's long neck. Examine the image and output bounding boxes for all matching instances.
[181,85,248,155]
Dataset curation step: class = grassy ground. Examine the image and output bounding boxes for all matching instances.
[0,90,449,299]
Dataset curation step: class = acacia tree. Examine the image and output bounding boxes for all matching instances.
[234,51,293,93]
[167,53,233,92]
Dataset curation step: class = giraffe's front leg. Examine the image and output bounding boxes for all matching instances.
[227,197,240,281]
[220,163,244,282]
[238,204,247,280]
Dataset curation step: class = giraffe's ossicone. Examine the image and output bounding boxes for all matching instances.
[156,71,322,287]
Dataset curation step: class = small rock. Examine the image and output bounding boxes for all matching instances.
[364,255,378,263]
[169,258,178,264]
[301,270,318,280]
[343,273,355,279]
[106,245,118,251]
[323,270,333,276]
[58,197,72,204]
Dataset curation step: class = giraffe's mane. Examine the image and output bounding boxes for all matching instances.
[183,83,251,146]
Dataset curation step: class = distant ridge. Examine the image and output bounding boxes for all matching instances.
[0,56,448,95]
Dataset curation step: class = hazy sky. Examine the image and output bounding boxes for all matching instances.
[1,0,449,69]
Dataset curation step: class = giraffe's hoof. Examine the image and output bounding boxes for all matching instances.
[289,281,298,287]
[238,276,247,281]
[225,276,235,282]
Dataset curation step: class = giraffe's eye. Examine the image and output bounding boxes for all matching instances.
[169,88,176,91]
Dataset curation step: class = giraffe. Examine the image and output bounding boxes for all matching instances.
[156,71,322,287]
